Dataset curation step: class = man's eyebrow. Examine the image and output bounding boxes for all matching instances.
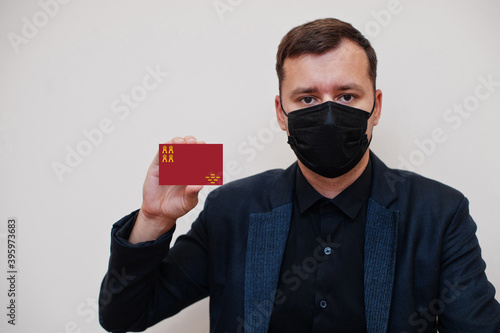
[289,83,365,98]
[337,83,364,91]
[290,87,320,97]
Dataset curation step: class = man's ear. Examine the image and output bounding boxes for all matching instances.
[275,95,288,131]
[372,89,382,126]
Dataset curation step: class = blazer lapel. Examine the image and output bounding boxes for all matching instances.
[243,163,296,333]
[244,203,292,333]
[364,151,400,333]
[364,199,399,333]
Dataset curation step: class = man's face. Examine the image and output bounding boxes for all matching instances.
[275,39,382,140]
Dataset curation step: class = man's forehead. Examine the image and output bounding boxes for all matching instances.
[281,40,371,91]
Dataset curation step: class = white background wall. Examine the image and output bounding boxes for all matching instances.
[1,0,499,332]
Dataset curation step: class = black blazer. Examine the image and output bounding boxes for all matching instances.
[99,151,500,332]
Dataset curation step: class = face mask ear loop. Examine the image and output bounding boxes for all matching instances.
[280,96,289,117]
[367,93,376,119]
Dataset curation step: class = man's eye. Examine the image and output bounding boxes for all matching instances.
[340,94,353,102]
[301,97,314,104]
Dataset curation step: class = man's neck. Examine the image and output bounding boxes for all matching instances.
[298,151,370,199]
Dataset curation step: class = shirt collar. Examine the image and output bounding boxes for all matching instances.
[295,168,324,214]
[295,158,373,220]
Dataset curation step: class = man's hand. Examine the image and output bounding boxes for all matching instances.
[129,136,204,244]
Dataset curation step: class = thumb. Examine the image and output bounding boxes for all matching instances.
[184,185,203,208]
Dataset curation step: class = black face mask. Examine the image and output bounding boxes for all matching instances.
[281,99,375,178]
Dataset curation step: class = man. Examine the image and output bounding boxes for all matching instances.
[99,18,500,332]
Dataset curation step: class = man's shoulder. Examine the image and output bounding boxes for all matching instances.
[371,153,465,208]
[382,166,463,196]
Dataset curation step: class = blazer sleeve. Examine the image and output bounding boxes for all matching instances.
[99,209,210,333]
[437,196,500,332]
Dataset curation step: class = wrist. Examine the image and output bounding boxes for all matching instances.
[129,208,176,244]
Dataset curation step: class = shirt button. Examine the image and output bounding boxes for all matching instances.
[320,300,327,308]
[324,247,332,255]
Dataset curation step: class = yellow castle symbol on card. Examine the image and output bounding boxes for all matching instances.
[162,145,174,154]
[162,154,174,162]
[205,173,221,184]
[162,145,174,163]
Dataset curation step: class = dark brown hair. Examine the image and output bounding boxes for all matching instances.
[276,18,377,92]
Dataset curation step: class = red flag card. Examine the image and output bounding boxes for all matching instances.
[159,144,223,185]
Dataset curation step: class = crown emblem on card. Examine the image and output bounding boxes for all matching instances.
[205,173,221,184]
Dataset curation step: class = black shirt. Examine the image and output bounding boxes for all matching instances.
[268,160,372,332]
